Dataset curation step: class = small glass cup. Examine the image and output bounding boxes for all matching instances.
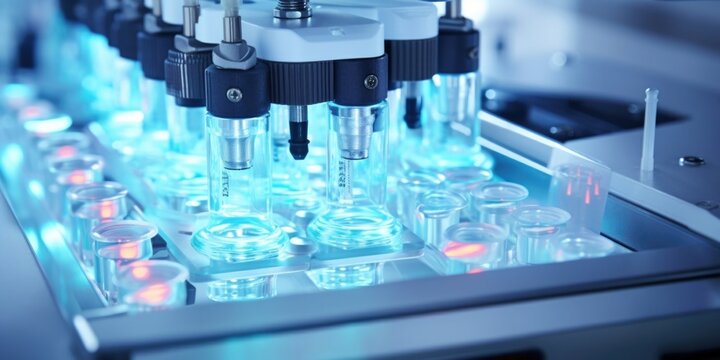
[117,260,189,312]
[47,154,104,220]
[550,230,618,262]
[92,220,156,303]
[37,131,90,161]
[440,223,508,274]
[397,170,445,229]
[415,190,468,248]
[441,167,493,220]
[68,182,129,267]
[207,276,276,302]
[548,164,609,233]
[308,263,383,290]
[513,206,571,265]
[470,182,529,233]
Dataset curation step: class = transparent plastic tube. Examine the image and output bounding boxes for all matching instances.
[441,223,508,273]
[139,78,170,147]
[547,164,609,233]
[93,220,156,303]
[402,73,493,172]
[192,114,287,262]
[113,57,143,113]
[307,101,402,251]
[396,170,445,229]
[68,182,129,267]
[207,276,276,302]
[549,230,618,262]
[117,260,189,312]
[470,182,529,234]
[166,99,206,157]
[309,263,383,290]
[37,132,91,162]
[415,190,468,248]
[47,154,104,220]
[441,166,493,220]
[513,206,571,265]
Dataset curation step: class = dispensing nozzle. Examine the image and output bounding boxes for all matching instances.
[288,106,309,160]
[403,81,423,129]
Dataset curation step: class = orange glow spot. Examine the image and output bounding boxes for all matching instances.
[68,171,87,184]
[99,201,116,218]
[132,266,150,280]
[119,243,139,259]
[444,242,487,259]
[56,146,76,158]
[136,283,170,305]
[584,189,591,205]
[594,183,600,196]
[566,182,573,196]
[468,268,484,274]
[586,174,593,186]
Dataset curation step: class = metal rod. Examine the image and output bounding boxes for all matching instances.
[445,0,462,19]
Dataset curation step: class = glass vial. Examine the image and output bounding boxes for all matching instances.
[513,206,571,265]
[192,114,288,262]
[415,190,468,248]
[117,260,189,312]
[93,220,156,303]
[550,230,618,262]
[307,101,403,251]
[207,276,276,302]
[68,181,129,267]
[166,98,206,158]
[470,182,529,233]
[548,164,609,233]
[441,223,508,274]
[308,263,383,290]
[47,154,104,220]
[396,170,446,229]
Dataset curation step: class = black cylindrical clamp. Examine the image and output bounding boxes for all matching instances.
[438,29,480,74]
[262,60,333,106]
[385,37,438,83]
[138,31,178,80]
[205,63,271,119]
[333,55,388,107]
[165,47,213,107]
[110,13,144,60]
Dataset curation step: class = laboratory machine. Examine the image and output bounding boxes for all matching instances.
[2,0,720,359]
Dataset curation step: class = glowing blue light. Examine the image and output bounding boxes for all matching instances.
[0,143,24,175]
[23,114,73,135]
[28,180,45,199]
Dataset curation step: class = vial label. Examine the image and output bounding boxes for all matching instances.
[222,170,230,198]
[337,159,353,205]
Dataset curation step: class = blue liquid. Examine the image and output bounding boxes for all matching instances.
[192,215,287,262]
[307,206,402,251]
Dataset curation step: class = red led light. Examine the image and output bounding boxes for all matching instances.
[119,243,139,259]
[99,201,116,218]
[444,242,487,259]
[566,182,572,196]
[132,266,150,280]
[136,283,170,305]
[68,171,88,185]
[56,146,76,158]
[584,189,591,205]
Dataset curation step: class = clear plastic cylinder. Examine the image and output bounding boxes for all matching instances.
[470,182,529,234]
[441,166,493,220]
[396,170,445,229]
[549,230,618,262]
[117,260,189,312]
[548,164,609,233]
[166,98,206,158]
[192,114,287,262]
[92,220,156,303]
[415,190,468,248]
[113,57,143,113]
[306,101,402,251]
[68,181,129,267]
[37,132,91,162]
[440,223,508,273]
[207,276,276,302]
[139,78,169,146]
[308,263,383,290]
[513,206,571,265]
[47,154,104,220]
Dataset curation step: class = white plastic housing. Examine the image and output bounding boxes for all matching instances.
[315,0,438,40]
[161,0,184,25]
[196,1,384,62]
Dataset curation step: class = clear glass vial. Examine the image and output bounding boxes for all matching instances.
[93,220,156,303]
[415,190,468,249]
[513,206,571,265]
[37,131,91,162]
[307,101,403,251]
[396,169,446,229]
[68,181,129,267]
[308,263,383,290]
[549,230,618,262]
[207,276,276,302]
[440,222,508,274]
[441,166,493,220]
[117,260,189,312]
[192,114,288,262]
[47,154,104,220]
[548,164,609,233]
[470,182,529,233]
